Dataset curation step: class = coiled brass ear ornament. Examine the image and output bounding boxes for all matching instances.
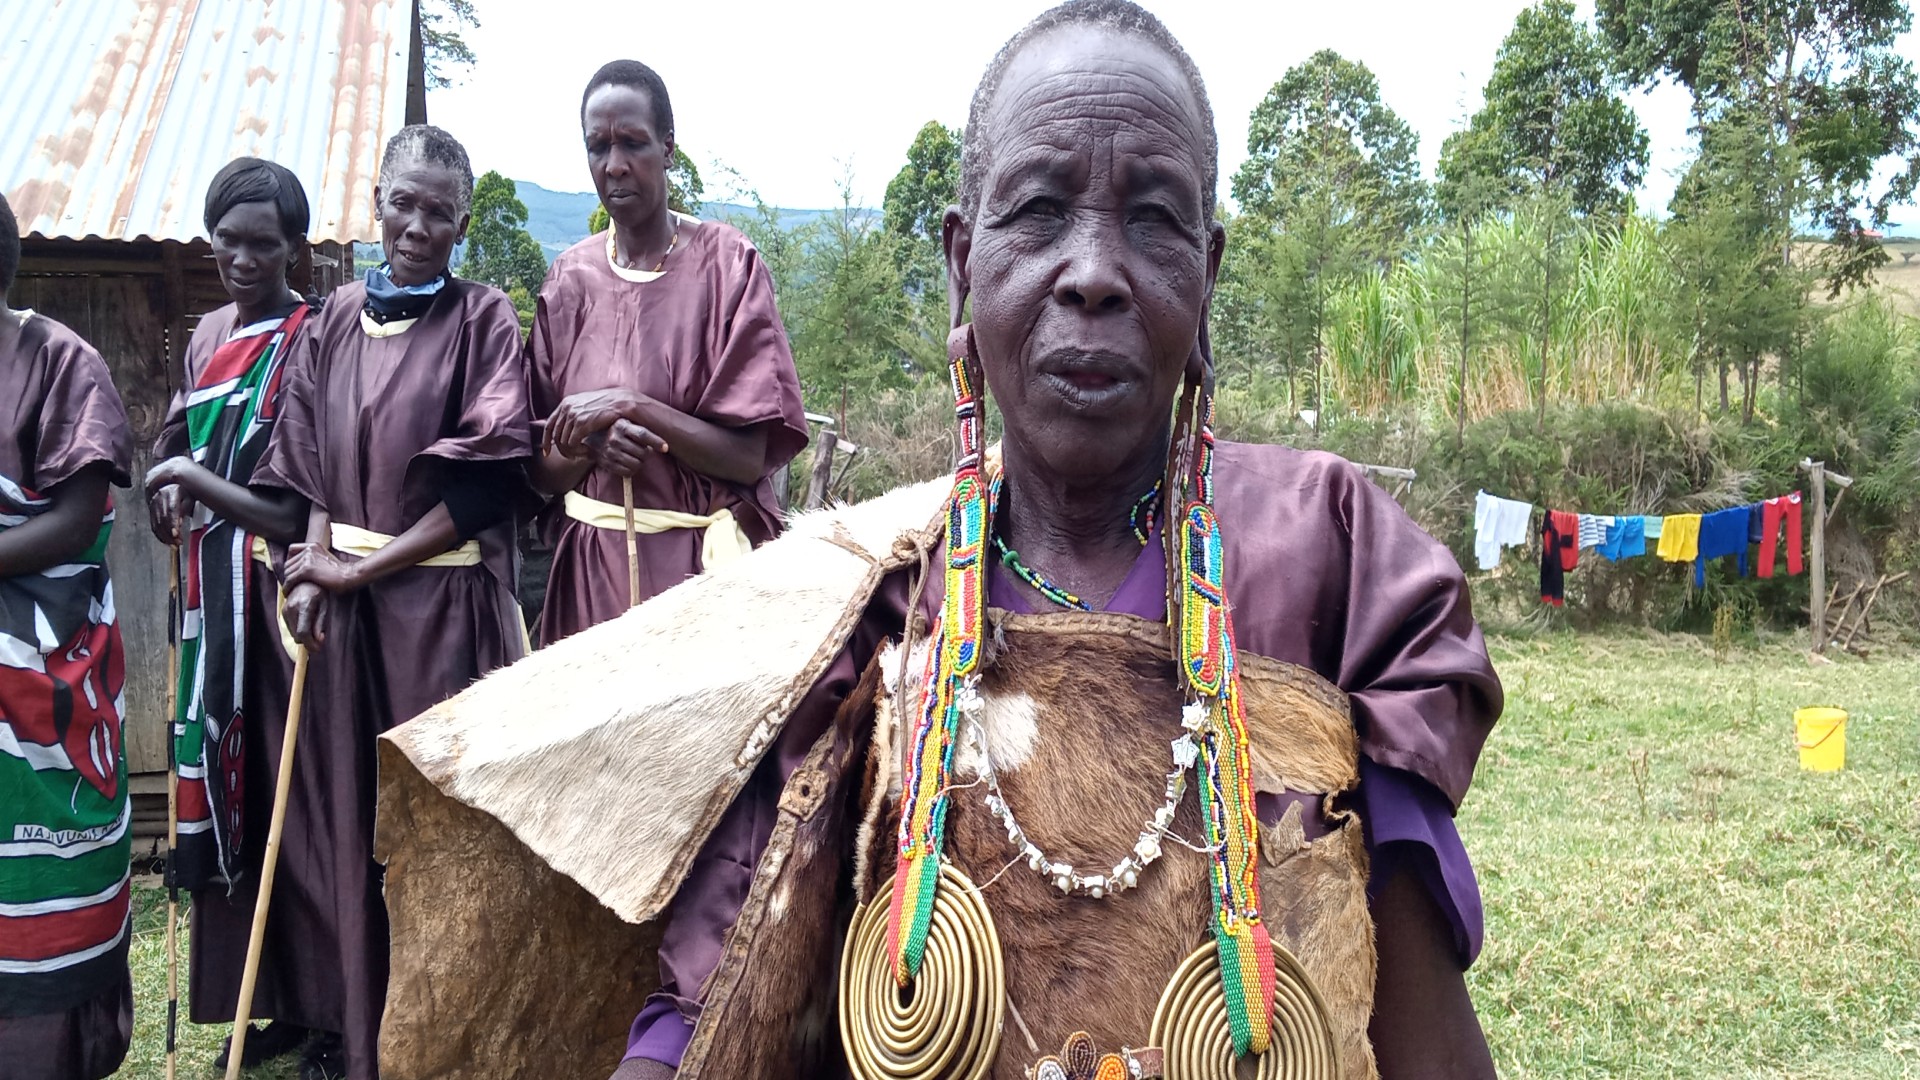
[1149,938,1340,1080]
[841,863,1007,1080]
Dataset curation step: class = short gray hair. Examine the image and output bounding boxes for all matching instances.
[959,0,1218,222]
[378,124,475,216]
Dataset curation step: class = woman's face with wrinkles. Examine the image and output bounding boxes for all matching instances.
[946,28,1222,484]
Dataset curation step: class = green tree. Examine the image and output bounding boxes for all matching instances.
[1430,126,1512,445]
[587,148,708,233]
[1597,0,1920,284]
[780,174,931,409]
[1232,50,1428,257]
[1666,109,1807,420]
[421,0,479,89]
[460,170,547,328]
[883,122,962,245]
[1437,0,1649,219]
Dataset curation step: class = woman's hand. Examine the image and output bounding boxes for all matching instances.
[588,418,671,477]
[283,543,362,594]
[284,582,329,649]
[144,457,198,545]
[545,388,662,460]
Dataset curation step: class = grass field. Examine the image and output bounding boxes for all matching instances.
[118,630,1918,1078]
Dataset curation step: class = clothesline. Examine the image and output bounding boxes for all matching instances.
[1472,490,1807,607]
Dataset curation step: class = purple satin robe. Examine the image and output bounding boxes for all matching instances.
[527,223,808,644]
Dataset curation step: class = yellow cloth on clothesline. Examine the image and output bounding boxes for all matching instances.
[1655,513,1701,562]
[562,491,753,572]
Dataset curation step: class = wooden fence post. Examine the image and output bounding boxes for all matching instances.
[805,428,838,510]
[1800,458,1856,653]
[1808,461,1826,652]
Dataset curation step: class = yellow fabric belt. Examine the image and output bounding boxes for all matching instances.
[250,536,299,659]
[330,522,483,567]
[320,525,530,653]
[562,490,752,572]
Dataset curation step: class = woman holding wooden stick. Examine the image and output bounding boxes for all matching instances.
[527,60,807,642]
[248,124,534,1080]
[145,157,325,1076]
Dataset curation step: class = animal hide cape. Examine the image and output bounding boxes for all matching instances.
[376,476,1376,1079]
[375,478,949,1078]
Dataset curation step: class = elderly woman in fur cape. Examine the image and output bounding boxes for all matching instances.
[374,5,1503,1079]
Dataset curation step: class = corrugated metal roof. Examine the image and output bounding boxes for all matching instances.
[1,0,411,244]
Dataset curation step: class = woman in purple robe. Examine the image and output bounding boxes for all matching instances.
[250,125,534,1080]
[146,158,328,1073]
[615,3,1501,1077]
[0,193,136,1080]
[527,60,808,644]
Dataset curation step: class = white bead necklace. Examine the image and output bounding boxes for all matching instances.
[960,683,1206,899]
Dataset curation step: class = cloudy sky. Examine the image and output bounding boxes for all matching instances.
[429,0,1909,217]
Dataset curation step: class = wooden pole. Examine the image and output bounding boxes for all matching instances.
[227,645,310,1080]
[621,476,640,608]
[1809,461,1827,653]
[164,542,181,1080]
[805,428,838,510]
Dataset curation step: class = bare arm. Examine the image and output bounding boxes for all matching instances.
[146,457,306,544]
[283,503,462,595]
[528,440,595,497]
[0,465,113,578]
[1367,859,1497,1079]
[282,502,332,648]
[545,388,768,487]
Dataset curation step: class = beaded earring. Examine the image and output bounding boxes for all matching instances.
[885,324,993,985]
[1171,364,1276,1057]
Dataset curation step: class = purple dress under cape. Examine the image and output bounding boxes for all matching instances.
[624,444,1501,1067]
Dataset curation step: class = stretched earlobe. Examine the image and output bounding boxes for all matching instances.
[942,206,970,330]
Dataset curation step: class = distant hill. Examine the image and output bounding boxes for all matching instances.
[513,179,859,258]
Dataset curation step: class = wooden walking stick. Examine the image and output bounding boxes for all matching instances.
[226,643,310,1080]
[622,476,640,608]
[164,535,182,1080]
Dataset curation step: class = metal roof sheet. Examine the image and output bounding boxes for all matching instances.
[1,0,411,244]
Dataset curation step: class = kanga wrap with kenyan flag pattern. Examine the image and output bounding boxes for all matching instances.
[0,475,130,1017]
[170,305,307,890]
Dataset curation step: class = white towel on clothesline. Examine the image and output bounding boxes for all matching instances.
[1474,491,1535,570]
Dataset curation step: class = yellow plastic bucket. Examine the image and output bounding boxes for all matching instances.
[1794,708,1847,772]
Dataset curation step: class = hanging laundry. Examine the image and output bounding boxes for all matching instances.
[1473,491,1535,571]
[1656,514,1700,562]
[1694,505,1753,586]
[1577,514,1616,550]
[1596,516,1647,561]
[1756,492,1804,578]
[1540,510,1579,606]
[1643,515,1665,539]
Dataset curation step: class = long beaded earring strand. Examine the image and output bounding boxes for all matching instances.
[1174,366,1277,1057]
[885,325,993,985]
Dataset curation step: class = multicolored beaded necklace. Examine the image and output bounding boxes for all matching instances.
[886,328,1276,1058]
[990,478,1162,611]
